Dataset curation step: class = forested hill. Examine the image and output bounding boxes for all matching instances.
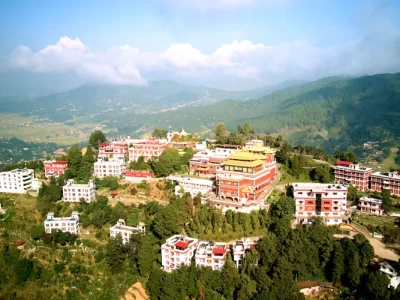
[113,73,400,150]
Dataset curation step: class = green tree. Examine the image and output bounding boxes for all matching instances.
[356,271,391,300]
[242,123,251,137]
[382,189,392,212]
[331,241,345,284]
[215,123,228,143]
[152,128,168,138]
[105,235,126,274]
[138,236,156,276]
[83,145,96,163]
[89,130,106,150]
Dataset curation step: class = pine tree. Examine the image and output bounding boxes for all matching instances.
[138,236,156,276]
[331,242,345,284]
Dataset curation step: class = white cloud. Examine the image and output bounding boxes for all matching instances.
[7,27,400,89]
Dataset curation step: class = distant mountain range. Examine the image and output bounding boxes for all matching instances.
[106,73,400,151]
[0,79,306,122]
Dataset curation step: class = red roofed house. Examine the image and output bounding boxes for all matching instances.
[98,141,128,160]
[44,160,68,177]
[124,170,153,181]
[334,160,372,191]
[161,235,199,272]
[195,241,228,271]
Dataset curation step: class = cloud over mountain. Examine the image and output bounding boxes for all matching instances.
[7,24,400,89]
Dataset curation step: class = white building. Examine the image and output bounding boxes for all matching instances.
[94,159,126,178]
[292,183,348,225]
[357,197,384,215]
[0,168,35,194]
[63,179,96,203]
[379,261,400,289]
[231,238,257,268]
[195,241,228,271]
[44,211,80,235]
[167,176,214,198]
[161,235,199,272]
[110,219,145,244]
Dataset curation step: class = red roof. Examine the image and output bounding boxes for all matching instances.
[212,248,226,255]
[99,142,109,147]
[175,241,188,249]
[336,160,352,166]
[124,171,153,177]
[110,192,119,196]
[53,161,68,165]
[16,241,25,246]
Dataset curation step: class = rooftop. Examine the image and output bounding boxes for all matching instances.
[372,172,400,179]
[292,182,348,191]
[359,196,383,204]
[228,151,266,161]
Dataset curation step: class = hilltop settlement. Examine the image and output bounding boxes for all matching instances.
[1,125,400,299]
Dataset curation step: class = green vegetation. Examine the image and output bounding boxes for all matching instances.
[152,128,168,138]
[89,130,106,150]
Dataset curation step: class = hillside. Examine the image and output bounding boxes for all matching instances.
[0,80,304,123]
[109,73,399,151]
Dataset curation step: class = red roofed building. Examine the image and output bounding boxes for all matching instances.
[195,241,228,271]
[334,160,372,191]
[44,160,68,177]
[124,170,153,181]
[98,141,128,160]
[161,235,199,272]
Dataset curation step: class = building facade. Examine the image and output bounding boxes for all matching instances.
[292,183,348,225]
[44,160,68,177]
[379,261,400,289]
[93,159,126,178]
[334,160,372,191]
[195,241,228,271]
[231,238,257,268]
[0,169,35,194]
[206,151,276,213]
[128,139,168,162]
[63,179,96,203]
[167,176,214,197]
[161,235,199,272]
[370,172,400,196]
[189,146,239,177]
[357,196,384,215]
[109,219,145,244]
[44,211,80,235]
[98,141,129,160]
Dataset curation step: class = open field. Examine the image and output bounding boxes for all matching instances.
[353,213,396,228]
[0,113,109,145]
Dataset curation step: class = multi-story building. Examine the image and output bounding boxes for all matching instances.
[128,139,168,162]
[292,183,348,225]
[98,141,128,160]
[370,172,400,196]
[205,151,276,213]
[195,241,228,271]
[109,219,145,244]
[43,160,68,177]
[93,159,126,178]
[161,235,199,272]
[379,261,400,289]
[357,196,384,215]
[44,211,80,235]
[231,238,257,268]
[0,169,35,194]
[63,179,96,203]
[167,176,214,197]
[189,146,239,177]
[334,160,372,191]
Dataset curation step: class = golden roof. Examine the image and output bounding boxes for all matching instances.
[223,159,264,168]
[227,151,266,161]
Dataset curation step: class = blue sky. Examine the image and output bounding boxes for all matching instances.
[1,0,400,91]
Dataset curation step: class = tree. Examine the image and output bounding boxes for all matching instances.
[66,144,83,179]
[89,130,106,150]
[221,259,240,299]
[152,128,168,138]
[331,242,345,284]
[138,236,156,276]
[215,123,228,143]
[83,145,96,163]
[105,236,126,274]
[242,123,251,137]
[356,271,391,300]
[150,148,182,177]
[382,189,392,212]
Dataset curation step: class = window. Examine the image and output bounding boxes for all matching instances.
[298,192,303,195]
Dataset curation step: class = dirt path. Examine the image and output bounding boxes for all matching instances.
[121,282,149,300]
[352,222,400,261]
